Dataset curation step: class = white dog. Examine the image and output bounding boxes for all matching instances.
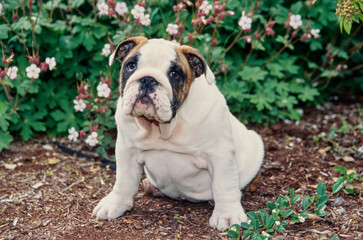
[92,36,264,231]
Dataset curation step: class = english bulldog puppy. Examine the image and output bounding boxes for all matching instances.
[92,36,264,231]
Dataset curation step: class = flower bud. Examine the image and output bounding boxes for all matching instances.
[211,40,217,46]
[291,31,297,38]
[207,15,214,23]
[79,131,87,138]
[28,0,33,7]
[243,35,252,43]
[107,0,116,7]
[187,32,193,39]
[301,33,311,41]
[109,9,115,16]
[284,21,290,28]
[40,62,48,71]
[217,12,226,20]
[0,70,6,79]
[254,32,260,39]
[12,14,19,20]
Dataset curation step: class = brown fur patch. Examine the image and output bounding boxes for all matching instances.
[174,45,206,98]
[116,36,148,92]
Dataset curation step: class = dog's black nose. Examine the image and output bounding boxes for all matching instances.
[140,77,158,91]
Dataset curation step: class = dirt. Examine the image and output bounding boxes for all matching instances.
[0,102,362,240]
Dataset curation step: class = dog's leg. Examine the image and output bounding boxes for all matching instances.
[92,133,142,220]
[208,150,248,231]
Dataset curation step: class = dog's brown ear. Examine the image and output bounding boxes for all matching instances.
[177,45,215,85]
[109,36,148,66]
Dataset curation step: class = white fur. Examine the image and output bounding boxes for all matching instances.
[92,39,264,231]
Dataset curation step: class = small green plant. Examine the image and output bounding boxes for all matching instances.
[173,214,181,221]
[228,183,329,239]
[332,166,362,195]
[33,220,42,227]
[2,218,9,224]
[103,174,109,181]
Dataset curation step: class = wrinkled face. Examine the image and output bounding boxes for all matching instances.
[110,37,209,123]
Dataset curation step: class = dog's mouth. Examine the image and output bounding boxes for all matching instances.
[131,95,159,121]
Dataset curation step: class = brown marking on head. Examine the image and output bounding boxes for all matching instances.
[109,36,148,93]
[174,45,207,98]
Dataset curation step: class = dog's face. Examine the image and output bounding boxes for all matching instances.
[109,37,213,123]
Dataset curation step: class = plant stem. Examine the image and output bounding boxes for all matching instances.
[210,29,243,65]
[0,81,15,108]
[13,78,35,112]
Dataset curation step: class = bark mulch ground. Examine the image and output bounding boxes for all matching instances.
[0,102,362,240]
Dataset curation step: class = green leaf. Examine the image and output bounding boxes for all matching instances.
[267,202,276,211]
[243,230,252,238]
[284,209,294,218]
[16,110,46,141]
[298,86,319,102]
[289,188,295,198]
[241,222,251,229]
[0,130,13,152]
[291,195,300,205]
[345,188,355,195]
[343,17,352,34]
[302,196,310,209]
[266,215,275,229]
[333,166,347,175]
[239,66,268,82]
[227,230,239,238]
[0,102,11,131]
[267,63,284,78]
[330,236,340,240]
[317,182,326,195]
[316,195,329,207]
[248,211,259,220]
[251,219,260,230]
[0,24,12,40]
[50,99,80,133]
[332,180,345,194]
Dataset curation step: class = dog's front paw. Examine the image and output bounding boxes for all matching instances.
[92,191,132,220]
[209,203,248,231]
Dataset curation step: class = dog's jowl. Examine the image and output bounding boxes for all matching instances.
[92,37,264,231]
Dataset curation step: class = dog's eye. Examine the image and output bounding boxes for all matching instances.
[127,62,137,71]
[169,71,180,79]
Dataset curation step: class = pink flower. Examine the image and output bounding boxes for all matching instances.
[131,4,144,19]
[45,57,56,70]
[310,29,320,39]
[97,82,111,98]
[199,1,213,15]
[289,14,302,29]
[7,66,18,80]
[301,33,311,41]
[115,2,128,16]
[68,127,79,142]
[74,99,86,112]
[243,35,252,43]
[101,43,111,57]
[238,11,252,31]
[140,14,151,26]
[85,132,98,147]
[97,1,109,16]
[166,23,179,35]
[26,64,41,79]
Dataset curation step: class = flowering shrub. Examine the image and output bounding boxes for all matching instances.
[0,0,362,156]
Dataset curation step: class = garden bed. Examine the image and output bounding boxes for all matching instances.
[0,102,362,240]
